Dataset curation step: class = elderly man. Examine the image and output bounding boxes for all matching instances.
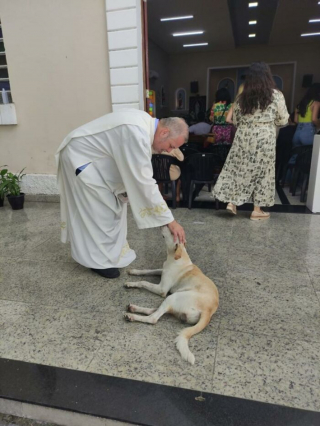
[56,109,188,278]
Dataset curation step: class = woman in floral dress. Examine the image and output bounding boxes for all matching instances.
[212,62,289,221]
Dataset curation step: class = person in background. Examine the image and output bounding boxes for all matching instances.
[189,111,212,135]
[209,88,232,124]
[277,112,297,142]
[212,62,289,221]
[157,148,184,203]
[209,88,235,145]
[293,83,320,147]
[276,112,297,182]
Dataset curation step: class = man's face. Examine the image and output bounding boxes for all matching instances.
[153,126,185,153]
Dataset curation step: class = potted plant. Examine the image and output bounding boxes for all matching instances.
[0,165,8,207]
[5,168,26,210]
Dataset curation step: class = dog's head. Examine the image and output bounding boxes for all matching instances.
[161,226,184,260]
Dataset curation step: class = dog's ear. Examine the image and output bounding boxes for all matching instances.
[174,244,182,260]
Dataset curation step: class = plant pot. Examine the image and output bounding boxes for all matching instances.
[0,197,4,207]
[7,193,25,210]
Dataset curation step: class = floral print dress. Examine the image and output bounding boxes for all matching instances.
[212,90,289,206]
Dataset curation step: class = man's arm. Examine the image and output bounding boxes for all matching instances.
[110,125,185,242]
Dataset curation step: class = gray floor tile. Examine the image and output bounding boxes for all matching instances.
[0,258,77,307]
[226,246,308,275]
[0,227,54,259]
[219,275,320,342]
[212,330,320,411]
[0,300,31,329]
[87,315,218,392]
[222,266,313,293]
[312,275,320,292]
[0,304,109,370]
[285,213,320,229]
[305,253,320,277]
[19,234,76,263]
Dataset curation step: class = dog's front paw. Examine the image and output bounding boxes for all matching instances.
[128,269,139,275]
[124,281,135,289]
[127,304,134,312]
[123,313,134,322]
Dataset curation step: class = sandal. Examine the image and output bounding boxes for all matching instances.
[250,210,270,221]
[226,203,237,215]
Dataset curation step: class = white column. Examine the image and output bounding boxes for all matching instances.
[105,0,145,111]
[307,135,320,213]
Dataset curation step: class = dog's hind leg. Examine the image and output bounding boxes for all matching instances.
[125,281,167,297]
[124,298,170,324]
[128,269,162,276]
[127,304,157,315]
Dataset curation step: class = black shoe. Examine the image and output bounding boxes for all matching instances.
[91,268,120,279]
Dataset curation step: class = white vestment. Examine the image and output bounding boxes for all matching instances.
[55,110,174,269]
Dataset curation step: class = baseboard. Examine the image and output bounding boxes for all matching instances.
[24,194,60,203]
[21,174,59,195]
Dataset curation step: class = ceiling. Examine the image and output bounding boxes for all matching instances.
[147,0,320,54]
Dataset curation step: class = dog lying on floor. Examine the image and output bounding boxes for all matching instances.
[124,225,219,365]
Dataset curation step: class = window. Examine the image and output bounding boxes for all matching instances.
[0,19,12,104]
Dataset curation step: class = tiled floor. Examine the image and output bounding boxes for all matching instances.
[0,202,319,412]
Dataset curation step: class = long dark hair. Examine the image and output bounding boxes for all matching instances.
[297,83,320,117]
[238,62,276,115]
[215,88,231,105]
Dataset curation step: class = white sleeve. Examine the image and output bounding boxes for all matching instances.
[275,91,289,126]
[111,125,174,229]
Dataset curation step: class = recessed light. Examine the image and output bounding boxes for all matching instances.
[301,32,320,36]
[183,43,208,47]
[161,15,193,22]
[249,33,256,37]
[173,31,204,37]
[309,18,320,23]
[249,2,258,7]
[249,20,257,25]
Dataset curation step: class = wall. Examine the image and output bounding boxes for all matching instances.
[0,0,112,177]
[106,0,145,112]
[168,43,320,113]
[148,39,171,118]
[209,69,238,107]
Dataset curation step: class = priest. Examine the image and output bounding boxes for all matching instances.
[56,109,188,279]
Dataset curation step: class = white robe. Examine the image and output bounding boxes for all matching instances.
[55,109,174,269]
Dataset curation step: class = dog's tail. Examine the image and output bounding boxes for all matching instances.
[174,310,212,365]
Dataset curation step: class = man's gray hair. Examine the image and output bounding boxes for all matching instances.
[159,117,189,142]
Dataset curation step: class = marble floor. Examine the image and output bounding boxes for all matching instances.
[0,202,319,413]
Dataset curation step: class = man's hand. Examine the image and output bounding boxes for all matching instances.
[167,220,186,244]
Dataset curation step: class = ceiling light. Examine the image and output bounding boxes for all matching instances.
[249,33,256,37]
[183,43,208,47]
[309,18,320,23]
[249,2,258,7]
[173,31,204,37]
[249,20,257,25]
[161,15,193,22]
[301,32,320,36]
